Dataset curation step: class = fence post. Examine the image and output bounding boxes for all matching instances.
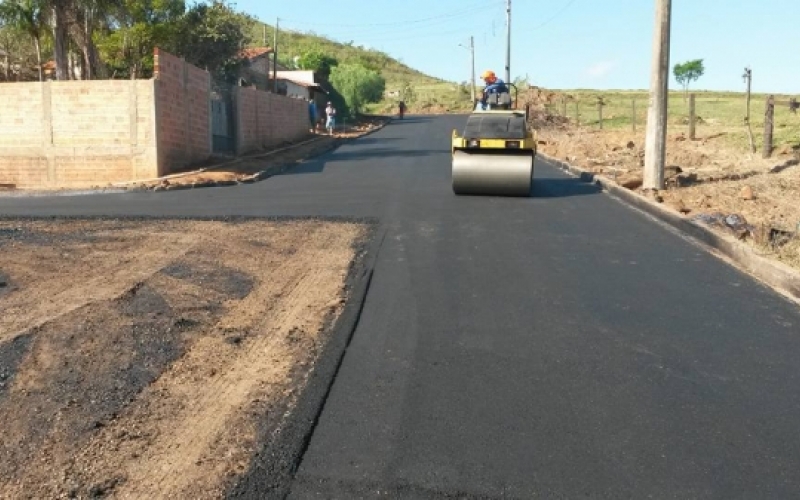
[689,93,696,140]
[632,99,636,132]
[575,101,580,126]
[763,95,774,158]
[597,97,604,129]
[562,96,567,116]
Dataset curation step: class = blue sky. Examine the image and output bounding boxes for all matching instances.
[236,0,799,94]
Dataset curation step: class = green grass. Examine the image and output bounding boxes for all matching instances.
[545,89,800,152]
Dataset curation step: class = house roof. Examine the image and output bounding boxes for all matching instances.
[239,47,273,60]
[279,77,326,93]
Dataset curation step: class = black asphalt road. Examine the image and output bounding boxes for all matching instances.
[3,116,800,498]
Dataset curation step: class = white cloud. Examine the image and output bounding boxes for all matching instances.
[586,60,618,79]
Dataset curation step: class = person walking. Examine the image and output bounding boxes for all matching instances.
[325,101,337,135]
[308,99,318,132]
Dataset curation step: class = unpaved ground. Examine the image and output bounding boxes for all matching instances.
[522,89,800,270]
[0,218,368,498]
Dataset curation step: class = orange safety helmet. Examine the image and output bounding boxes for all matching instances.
[481,70,497,83]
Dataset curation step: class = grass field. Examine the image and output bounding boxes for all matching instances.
[545,89,800,153]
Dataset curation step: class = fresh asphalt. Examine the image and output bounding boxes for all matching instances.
[3,115,800,498]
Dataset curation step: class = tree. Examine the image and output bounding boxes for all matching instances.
[0,0,46,81]
[169,0,251,83]
[673,59,704,100]
[97,0,185,78]
[329,63,385,115]
[296,48,337,83]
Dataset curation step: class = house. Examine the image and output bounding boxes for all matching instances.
[238,47,290,91]
[274,70,328,112]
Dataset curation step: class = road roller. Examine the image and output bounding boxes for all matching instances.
[451,90,537,197]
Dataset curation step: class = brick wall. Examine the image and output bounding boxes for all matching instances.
[0,80,157,188]
[234,86,309,155]
[153,48,211,176]
[0,49,311,189]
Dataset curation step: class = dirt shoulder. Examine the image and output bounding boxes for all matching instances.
[0,218,369,498]
[523,91,800,271]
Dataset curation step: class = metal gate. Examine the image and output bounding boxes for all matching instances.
[211,90,234,153]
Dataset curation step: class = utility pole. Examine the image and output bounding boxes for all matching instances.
[273,18,279,93]
[505,0,511,83]
[470,36,476,102]
[743,67,755,153]
[643,0,672,191]
[459,37,476,102]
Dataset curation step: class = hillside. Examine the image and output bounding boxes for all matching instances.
[249,21,474,114]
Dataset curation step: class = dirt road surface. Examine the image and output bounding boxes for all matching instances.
[0,218,367,498]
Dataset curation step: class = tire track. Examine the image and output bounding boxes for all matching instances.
[57,223,361,499]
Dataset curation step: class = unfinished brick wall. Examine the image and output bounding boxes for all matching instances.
[0,80,158,189]
[234,86,309,155]
[153,48,211,176]
[0,49,311,189]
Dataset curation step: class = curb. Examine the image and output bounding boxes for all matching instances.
[226,222,386,500]
[148,118,392,193]
[0,118,392,198]
[539,152,800,304]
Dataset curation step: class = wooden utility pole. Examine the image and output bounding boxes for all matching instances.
[688,93,696,139]
[505,0,511,83]
[743,67,756,153]
[643,0,672,191]
[763,95,775,158]
[273,18,279,93]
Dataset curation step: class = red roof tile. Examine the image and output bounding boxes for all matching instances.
[239,47,273,60]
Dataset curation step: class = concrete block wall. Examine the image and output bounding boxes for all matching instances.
[0,80,157,188]
[234,86,309,155]
[0,49,311,189]
[153,48,211,176]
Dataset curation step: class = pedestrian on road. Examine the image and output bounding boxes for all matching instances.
[325,101,337,135]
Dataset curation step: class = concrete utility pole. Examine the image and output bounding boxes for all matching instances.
[505,0,511,83]
[273,18,279,93]
[643,0,672,191]
[459,37,477,102]
[743,66,756,153]
[470,36,476,102]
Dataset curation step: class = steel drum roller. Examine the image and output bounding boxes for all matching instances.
[451,150,533,196]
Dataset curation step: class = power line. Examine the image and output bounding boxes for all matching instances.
[531,0,579,29]
[316,24,489,45]
[279,6,500,38]
[276,0,504,29]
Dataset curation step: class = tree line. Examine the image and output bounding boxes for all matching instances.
[0,0,257,82]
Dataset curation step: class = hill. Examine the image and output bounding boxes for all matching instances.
[248,21,475,114]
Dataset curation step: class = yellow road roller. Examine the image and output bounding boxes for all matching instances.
[451,94,537,197]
